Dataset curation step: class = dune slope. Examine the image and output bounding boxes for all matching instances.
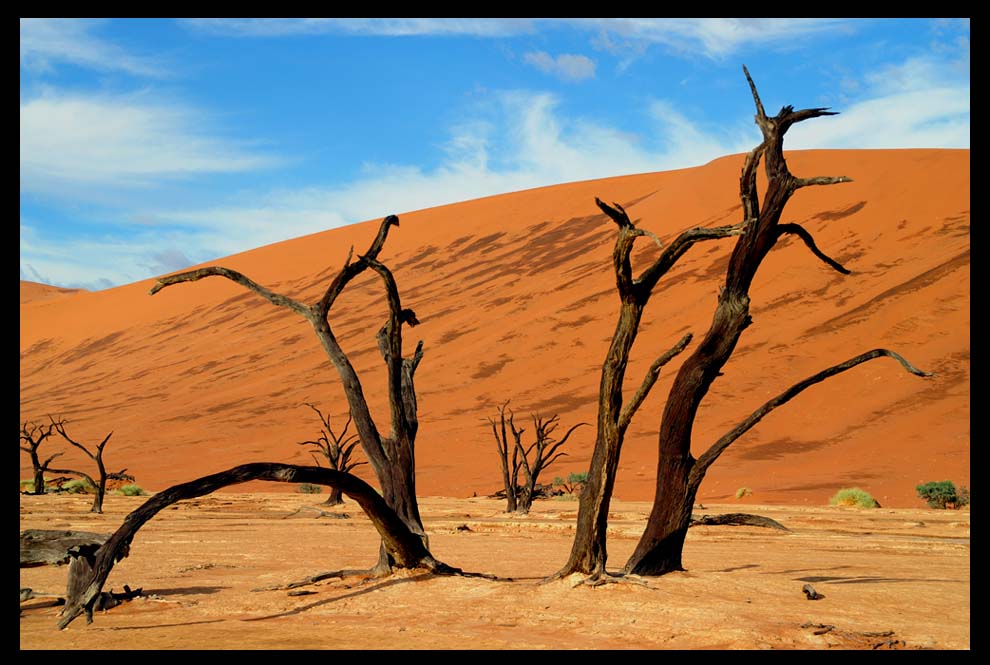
[19,149,969,507]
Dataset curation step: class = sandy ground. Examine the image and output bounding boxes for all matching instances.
[20,492,969,650]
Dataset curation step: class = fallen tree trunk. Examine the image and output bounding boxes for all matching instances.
[20,530,111,567]
[689,513,790,531]
[57,463,453,630]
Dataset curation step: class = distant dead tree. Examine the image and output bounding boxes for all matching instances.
[298,402,366,506]
[20,420,61,495]
[47,416,133,514]
[489,401,587,513]
[555,65,933,582]
[149,214,428,575]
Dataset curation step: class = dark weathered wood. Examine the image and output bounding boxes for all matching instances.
[57,463,454,630]
[689,513,790,531]
[620,66,928,577]
[20,530,111,567]
[149,215,429,574]
[554,66,931,581]
[554,196,730,578]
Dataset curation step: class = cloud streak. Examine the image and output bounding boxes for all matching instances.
[20,18,167,77]
[182,18,853,59]
[182,18,536,38]
[20,90,280,197]
[523,51,596,81]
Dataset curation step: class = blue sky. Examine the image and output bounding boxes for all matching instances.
[20,18,970,291]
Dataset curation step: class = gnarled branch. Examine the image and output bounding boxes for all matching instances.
[776,223,851,274]
[149,267,310,317]
[618,333,694,432]
[690,349,933,485]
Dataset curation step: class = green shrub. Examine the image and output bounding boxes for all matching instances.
[735,487,752,499]
[552,476,565,487]
[829,487,879,508]
[62,479,96,494]
[115,484,147,496]
[916,481,969,509]
[298,483,322,494]
[567,472,589,484]
[20,479,36,492]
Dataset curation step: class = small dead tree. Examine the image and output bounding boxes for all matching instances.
[556,65,933,582]
[149,214,427,575]
[298,402,366,506]
[489,402,586,513]
[20,420,62,495]
[47,416,129,514]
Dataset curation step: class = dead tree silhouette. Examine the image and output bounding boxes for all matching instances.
[554,66,933,582]
[149,215,427,575]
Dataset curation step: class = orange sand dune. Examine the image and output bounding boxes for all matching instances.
[19,149,970,508]
[19,281,84,305]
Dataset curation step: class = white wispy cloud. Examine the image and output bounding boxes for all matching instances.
[182,18,536,37]
[20,18,167,77]
[182,18,852,60]
[787,57,969,149]
[523,51,596,81]
[570,18,851,59]
[20,90,281,197]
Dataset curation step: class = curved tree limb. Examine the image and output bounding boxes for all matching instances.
[690,349,933,485]
[149,267,310,317]
[776,223,851,274]
[794,175,853,189]
[57,463,452,630]
[618,333,694,432]
[316,214,399,317]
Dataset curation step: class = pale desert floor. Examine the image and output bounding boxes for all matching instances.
[20,491,969,650]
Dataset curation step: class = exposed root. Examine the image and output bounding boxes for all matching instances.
[251,568,366,592]
[251,561,506,592]
[541,569,654,588]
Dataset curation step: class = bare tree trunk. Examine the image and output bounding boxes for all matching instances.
[622,66,931,576]
[150,215,428,574]
[57,463,450,630]
[324,487,345,506]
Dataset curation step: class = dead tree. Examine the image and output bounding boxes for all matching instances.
[56,462,459,629]
[489,402,586,513]
[489,401,523,512]
[47,416,126,514]
[20,420,62,495]
[149,215,427,574]
[298,402,366,506]
[556,65,933,581]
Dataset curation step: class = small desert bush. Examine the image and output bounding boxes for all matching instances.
[916,481,969,509]
[298,482,322,494]
[735,487,752,499]
[829,487,879,508]
[20,479,37,492]
[62,479,96,494]
[115,484,147,496]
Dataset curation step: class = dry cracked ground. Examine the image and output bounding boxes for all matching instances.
[20,492,969,650]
